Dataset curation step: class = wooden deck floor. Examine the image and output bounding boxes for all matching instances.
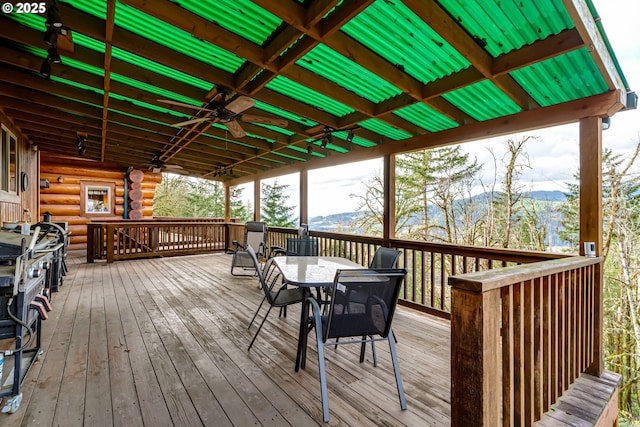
[3,252,451,426]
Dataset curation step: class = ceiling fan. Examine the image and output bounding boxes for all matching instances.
[142,153,183,173]
[158,91,288,138]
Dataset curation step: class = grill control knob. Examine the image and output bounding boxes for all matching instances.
[27,267,42,279]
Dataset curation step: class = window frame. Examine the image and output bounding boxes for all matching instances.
[80,181,115,216]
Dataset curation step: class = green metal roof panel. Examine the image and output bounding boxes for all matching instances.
[360,119,413,140]
[113,2,245,73]
[297,44,402,103]
[265,76,355,117]
[253,100,318,126]
[438,0,574,57]
[394,103,459,132]
[511,48,608,107]
[171,0,282,45]
[341,0,470,84]
[59,0,106,18]
[443,80,522,121]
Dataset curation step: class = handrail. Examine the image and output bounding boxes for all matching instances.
[87,221,228,263]
[267,226,568,317]
[449,256,603,426]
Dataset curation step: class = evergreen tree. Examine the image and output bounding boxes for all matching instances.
[396,146,481,243]
[153,174,191,217]
[261,180,296,227]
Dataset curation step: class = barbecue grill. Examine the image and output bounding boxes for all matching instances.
[0,224,65,413]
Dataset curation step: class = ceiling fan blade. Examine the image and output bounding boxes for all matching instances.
[171,117,210,127]
[240,114,288,128]
[225,96,255,114]
[157,99,217,113]
[164,164,184,170]
[225,120,246,138]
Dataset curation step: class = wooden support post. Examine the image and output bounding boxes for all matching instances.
[383,154,396,244]
[254,179,260,221]
[223,183,230,222]
[450,286,502,426]
[579,116,604,376]
[299,169,308,226]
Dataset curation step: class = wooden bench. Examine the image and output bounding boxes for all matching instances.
[536,370,621,426]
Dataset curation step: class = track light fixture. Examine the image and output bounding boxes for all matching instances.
[306,143,313,154]
[46,3,63,28]
[346,130,354,143]
[40,60,51,78]
[44,26,58,47]
[75,132,87,156]
[47,48,61,64]
[312,125,360,149]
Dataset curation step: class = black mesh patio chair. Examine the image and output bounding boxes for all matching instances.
[230,221,268,276]
[273,237,319,256]
[247,245,304,350]
[306,268,408,422]
[332,247,402,362]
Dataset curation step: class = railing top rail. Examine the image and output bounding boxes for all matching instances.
[90,221,227,226]
[449,255,602,293]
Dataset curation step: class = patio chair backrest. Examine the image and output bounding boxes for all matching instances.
[245,221,267,255]
[286,237,318,256]
[324,268,407,342]
[298,224,309,238]
[246,245,265,284]
[369,247,401,269]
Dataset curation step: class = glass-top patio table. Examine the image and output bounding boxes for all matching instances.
[271,256,363,371]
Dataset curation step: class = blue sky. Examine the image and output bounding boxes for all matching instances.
[251,0,640,218]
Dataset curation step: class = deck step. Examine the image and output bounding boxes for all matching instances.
[536,370,621,427]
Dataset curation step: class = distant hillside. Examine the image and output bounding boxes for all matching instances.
[309,190,568,232]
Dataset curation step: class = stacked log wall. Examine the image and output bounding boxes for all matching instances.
[40,154,161,250]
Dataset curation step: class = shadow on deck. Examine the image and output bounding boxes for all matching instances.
[4,252,451,426]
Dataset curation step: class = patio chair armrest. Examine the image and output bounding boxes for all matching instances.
[231,240,244,251]
[270,246,286,257]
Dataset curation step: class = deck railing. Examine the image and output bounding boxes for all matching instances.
[267,227,567,318]
[87,221,228,263]
[448,256,603,426]
[86,221,608,424]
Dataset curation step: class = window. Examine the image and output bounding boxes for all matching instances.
[1,126,18,194]
[80,181,115,216]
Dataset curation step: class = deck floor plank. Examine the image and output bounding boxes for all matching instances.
[3,252,452,426]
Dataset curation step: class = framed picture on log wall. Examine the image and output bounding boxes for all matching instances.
[80,181,115,216]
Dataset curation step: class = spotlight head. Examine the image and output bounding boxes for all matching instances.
[40,59,51,78]
[47,48,61,64]
[320,137,327,149]
[306,143,313,155]
[78,146,86,156]
[346,130,354,143]
[47,6,63,28]
[44,26,58,47]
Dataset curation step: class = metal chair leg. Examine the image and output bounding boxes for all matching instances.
[248,305,274,350]
[388,330,406,410]
[248,296,267,329]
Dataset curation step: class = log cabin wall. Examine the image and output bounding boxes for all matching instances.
[40,153,161,250]
[0,109,38,224]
